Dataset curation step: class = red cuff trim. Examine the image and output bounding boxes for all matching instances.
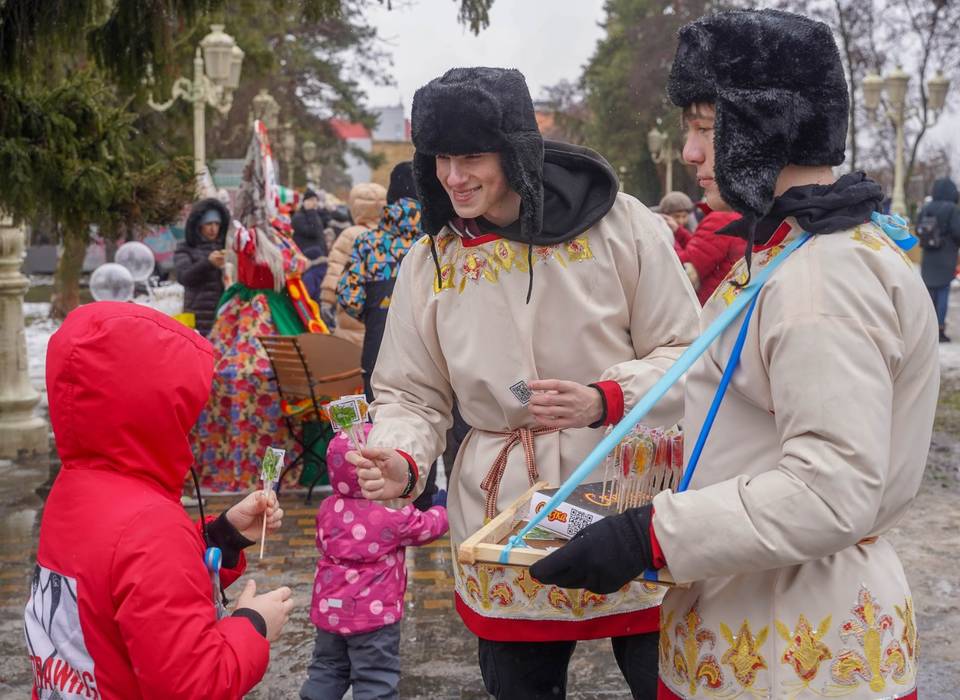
[456,593,658,641]
[650,511,667,571]
[396,450,419,484]
[591,381,625,427]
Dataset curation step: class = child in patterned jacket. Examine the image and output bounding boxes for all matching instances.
[301,425,448,700]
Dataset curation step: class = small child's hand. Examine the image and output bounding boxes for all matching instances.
[432,489,447,508]
[226,490,284,542]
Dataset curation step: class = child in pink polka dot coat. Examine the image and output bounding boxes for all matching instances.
[301,426,448,700]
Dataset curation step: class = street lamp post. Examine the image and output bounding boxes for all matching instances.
[0,216,47,458]
[862,66,951,216]
[252,89,280,133]
[647,126,680,197]
[147,24,244,179]
[280,122,297,186]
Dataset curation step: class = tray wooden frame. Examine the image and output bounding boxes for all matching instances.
[458,481,680,587]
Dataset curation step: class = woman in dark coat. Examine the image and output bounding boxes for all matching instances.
[919,177,960,342]
[174,198,230,336]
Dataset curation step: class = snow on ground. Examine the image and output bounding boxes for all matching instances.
[23,302,55,411]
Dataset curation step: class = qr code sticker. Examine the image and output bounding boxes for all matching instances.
[510,380,532,405]
[567,509,594,537]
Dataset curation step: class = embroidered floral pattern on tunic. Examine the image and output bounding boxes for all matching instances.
[513,569,543,600]
[712,264,749,307]
[720,620,769,689]
[852,225,915,267]
[894,598,917,661]
[775,614,833,685]
[659,590,917,698]
[429,233,596,295]
[673,600,725,695]
[661,610,675,666]
[829,586,908,692]
[455,560,661,624]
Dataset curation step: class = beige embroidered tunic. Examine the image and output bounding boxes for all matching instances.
[368,193,700,639]
[653,219,938,698]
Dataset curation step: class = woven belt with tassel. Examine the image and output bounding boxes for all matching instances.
[480,426,560,521]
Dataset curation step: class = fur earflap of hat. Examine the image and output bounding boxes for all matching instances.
[668,9,849,220]
[411,67,544,241]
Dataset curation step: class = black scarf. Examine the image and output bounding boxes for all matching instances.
[719,172,884,282]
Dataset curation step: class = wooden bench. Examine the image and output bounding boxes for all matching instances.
[258,333,363,501]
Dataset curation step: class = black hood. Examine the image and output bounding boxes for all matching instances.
[720,172,883,244]
[185,198,230,247]
[932,177,958,203]
[462,140,619,245]
[540,141,619,243]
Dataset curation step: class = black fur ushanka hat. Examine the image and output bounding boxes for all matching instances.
[668,9,849,221]
[410,67,544,240]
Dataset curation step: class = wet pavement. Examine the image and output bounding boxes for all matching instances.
[3,291,960,698]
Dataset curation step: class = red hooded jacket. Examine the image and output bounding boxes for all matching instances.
[26,303,268,699]
[677,211,746,304]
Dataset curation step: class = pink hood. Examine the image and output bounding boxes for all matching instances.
[311,430,448,635]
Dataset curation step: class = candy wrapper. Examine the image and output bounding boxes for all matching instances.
[326,394,370,451]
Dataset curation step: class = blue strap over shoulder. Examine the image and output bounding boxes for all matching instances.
[499,231,813,563]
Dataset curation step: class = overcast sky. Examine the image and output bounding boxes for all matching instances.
[356,0,607,112]
[353,0,958,174]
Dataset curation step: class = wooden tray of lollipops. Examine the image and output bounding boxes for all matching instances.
[458,426,684,587]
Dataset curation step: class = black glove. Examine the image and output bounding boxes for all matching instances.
[529,504,654,594]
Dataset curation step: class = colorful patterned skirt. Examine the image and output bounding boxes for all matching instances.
[192,284,308,493]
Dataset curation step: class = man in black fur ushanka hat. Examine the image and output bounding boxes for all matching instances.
[349,66,701,697]
[532,10,938,699]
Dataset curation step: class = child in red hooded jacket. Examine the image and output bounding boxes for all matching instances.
[302,426,448,700]
[677,209,746,304]
[25,303,294,700]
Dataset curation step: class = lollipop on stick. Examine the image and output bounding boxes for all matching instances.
[328,395,370,451]
[258,446,284,559]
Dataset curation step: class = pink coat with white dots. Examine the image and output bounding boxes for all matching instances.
[310,429,448,636]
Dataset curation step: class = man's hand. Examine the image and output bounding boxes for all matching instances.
[348,448,410,501]
[208,250,226,269]
[683,262,700,290]
[527,379,603,429]
[529,505,654,594]
[225,490,283,542]
[235,579,295,642]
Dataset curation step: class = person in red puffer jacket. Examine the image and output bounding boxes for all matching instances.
[25,302,294,700]
[678,209,746,304]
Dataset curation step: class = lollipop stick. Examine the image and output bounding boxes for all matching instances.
[259,485,271,559]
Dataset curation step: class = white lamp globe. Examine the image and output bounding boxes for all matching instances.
[90,263,135,302]
[115,241,156,282]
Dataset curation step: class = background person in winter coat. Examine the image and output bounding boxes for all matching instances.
[25,302,294,700]
[918,177,960,341]
[320,182,387,344]
[336,162,422,402]
[175,198,230,336]
[658,191,695,253]
[677,209,745,304]
[292,189,330,256]
[292,189,330,303]
[302,426,447,700]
